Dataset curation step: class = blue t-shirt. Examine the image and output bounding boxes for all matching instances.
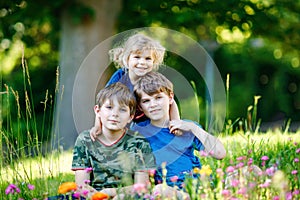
[106,69,134,92]
[131,120,204,188]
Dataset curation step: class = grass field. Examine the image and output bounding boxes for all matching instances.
[1,130,299,199]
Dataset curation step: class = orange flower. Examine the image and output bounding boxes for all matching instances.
[91,192,109,200]
[58,182,77,194]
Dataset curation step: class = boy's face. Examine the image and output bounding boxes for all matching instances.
[139,91,172,125]
[127,49,154,79]
[96,97,133,132]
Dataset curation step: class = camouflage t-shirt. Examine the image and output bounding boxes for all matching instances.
[71,129,156,190]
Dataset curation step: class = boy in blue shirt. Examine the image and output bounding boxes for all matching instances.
[132,71,226,199]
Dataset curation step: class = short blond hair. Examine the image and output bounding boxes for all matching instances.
[134,71,173,104]
[109,33,165,70]
[96,82,136,116]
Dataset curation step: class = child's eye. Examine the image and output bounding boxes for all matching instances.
[134,56,140,59]
[120,107,128,112]
[141,99,149,104]
[146,57,152,60]
[105,105,112,109]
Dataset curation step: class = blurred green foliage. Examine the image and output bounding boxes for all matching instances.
[1,0,300,145]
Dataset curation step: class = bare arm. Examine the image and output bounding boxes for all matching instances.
[169,101,180,120]
[169,120,226,159]
[90,116,102,142]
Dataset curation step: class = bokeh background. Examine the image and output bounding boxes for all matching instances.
[1,0,299,149]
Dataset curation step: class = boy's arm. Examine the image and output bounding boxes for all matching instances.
[169,101,180,120]
[169,120,226,159]
[90,116,102,142]
[74,170,97,197]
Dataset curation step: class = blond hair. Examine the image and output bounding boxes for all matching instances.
[96,82,136,116]
[134,71,173,104]
[109,33,165,70]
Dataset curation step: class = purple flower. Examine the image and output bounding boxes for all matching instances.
[221,189,231,197]
[27,184,35,190]
[291,170,298,175]
[273,196,280,200]
[296,148,300,154]
[294,158,299,163]
[226,166,235,173]
[5,184,21,195]
[85,167,93,173]
[293,189,300,195]
[261,155,269,161]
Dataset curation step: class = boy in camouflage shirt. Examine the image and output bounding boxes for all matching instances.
[71,82,156,198]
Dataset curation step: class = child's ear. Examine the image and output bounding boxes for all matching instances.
[169,92,174,105]
[94,105,100,115]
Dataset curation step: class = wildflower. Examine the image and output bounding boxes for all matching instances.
[247,158,253,166]
[273,196,280,200]
[226,166,235,173]
[82,190,89,196]
[291,170,298,175]
[73,192,81,198]
[84,179,91,184]
[148,169,156,177]
[296,148,300,154]
[236,162,244,168]
[293,189,300,195]
[261,156,269,161]
[91,192,109,200]
[199,165,212,176]
[231,179,239,187]
[85,167,93,173]
[294,158,299,163]
[132,183,147,195]
[237,187,247,195]
[27,184,35,190]
[199,150,208,157]
[170,176,178,182]
[5,184,21,195]
[236,156,246,161]
[216,168,224,178]
[266,167,276,176]
[221,189,231,197]
[58,182,77,194]
[259,179,271,188]
[286,191,292,200]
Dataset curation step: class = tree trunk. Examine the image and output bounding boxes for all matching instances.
[53,0,122,149]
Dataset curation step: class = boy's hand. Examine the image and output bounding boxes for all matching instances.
[169,120,194,135]
[89,125,101,142]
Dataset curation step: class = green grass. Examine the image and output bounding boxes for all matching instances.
[0,130,299,199]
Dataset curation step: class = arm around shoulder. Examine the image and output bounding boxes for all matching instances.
[191,123,226,160]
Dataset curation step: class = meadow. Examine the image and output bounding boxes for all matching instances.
[1,64,299,199]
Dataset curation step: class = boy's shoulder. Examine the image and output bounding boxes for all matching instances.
[125,129,150,143]
[77,130,92,141]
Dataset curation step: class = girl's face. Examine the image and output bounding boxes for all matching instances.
[127,49,154,80]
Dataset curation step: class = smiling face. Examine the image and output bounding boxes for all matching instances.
[139,91,173,127]
[127,49,154,82]
[96,97,133,133]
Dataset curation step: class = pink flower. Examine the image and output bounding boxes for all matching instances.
[237,187,247,195]
[148,169,156,177]
[236,156,246,161]
[132,183,146,194]
[293,189,300,195]
[231,179,240,187]
[261,156,269,161]
[84,179,91,184]
[294,158,299,163]
[291,170,298,175]
[266,167,276,176]
[85,167,93,173]
[5,184,21,195]
[221,189,231,197]
[226,166,235,173]
[199,150,208,157]
[170,176,178,182]
[236,162,244,168]
[273,196,280,200]
[248,158,253,166]
[286,191,292,200]
[82,190,89,196]
[27,184,35,190]
[73,192,81,198]
[296,148,300,154]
